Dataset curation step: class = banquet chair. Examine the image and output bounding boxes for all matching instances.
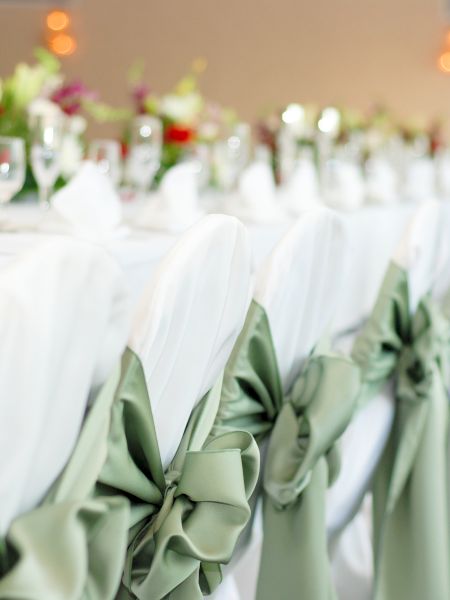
[210,207,361,600]
[328,201,449,600]
[93,214,260,599]
[0,238,131,598]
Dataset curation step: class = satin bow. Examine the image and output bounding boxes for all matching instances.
[0,366,130,599]
[263,355,357,511]
[97,348,259,600]
[353,263,450,513]
[352,262,450,600]
[211,301,360,600]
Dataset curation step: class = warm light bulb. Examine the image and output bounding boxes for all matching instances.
[438,51,450,73]
[46,10,70,32]
[49,32,76,56]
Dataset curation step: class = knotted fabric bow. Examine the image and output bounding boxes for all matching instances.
[212,301,360,600]
[96,348,259,600]
[0,367,130,599]
[352,262,450,600]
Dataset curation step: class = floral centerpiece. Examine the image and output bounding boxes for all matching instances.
[257,103,319,183]
[126,58,238,184]
[0,48,129,198]
[256,102,449,184]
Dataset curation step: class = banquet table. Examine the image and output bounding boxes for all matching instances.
[1,199,449,335]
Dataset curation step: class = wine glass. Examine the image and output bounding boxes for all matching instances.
[0,137,26,205]
[89,139,122,187]
[30,115,63,209]
[126,116,162,197]
[213,122,251,192]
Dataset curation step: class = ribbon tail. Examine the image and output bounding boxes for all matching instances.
[385,397,429,513]
[373,368,450,600]
[256,459,336,600]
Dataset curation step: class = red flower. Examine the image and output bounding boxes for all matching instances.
[0,105,5,117]
[120,141,128,159]
[165,124,195,144]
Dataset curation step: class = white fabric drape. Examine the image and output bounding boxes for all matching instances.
[129,214,252,468]
[0,239,130,535]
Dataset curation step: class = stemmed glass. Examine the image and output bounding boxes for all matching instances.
[126,116,162,198]
[213,122,251,192]
[88,139,122,187]
[0,137,26,205]
[30,114,63,210]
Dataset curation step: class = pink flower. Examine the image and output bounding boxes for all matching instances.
[132,83,151,115]
[51,80,97,116]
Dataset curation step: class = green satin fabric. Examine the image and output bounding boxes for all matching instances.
[0,366,131,600]
[352,262,450,600]
[212,301,360,600]
[95,347,260,600]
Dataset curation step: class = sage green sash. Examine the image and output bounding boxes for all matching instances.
[95,347,260,600]
[0,366,130,599]
[212,301,360,600]
[352,262,450,600]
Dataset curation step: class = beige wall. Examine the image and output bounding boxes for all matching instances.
[0,0,449,136]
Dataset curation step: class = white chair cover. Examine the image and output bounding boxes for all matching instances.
[128,214,252,468]
[254,206,349,391]
[0,239,130,535]
[328,201,447,597]
[215,207,349,599]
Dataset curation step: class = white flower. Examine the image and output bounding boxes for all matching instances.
[365,128,384,152]
[67,115,87,135]
[160,92,203,125]
[40,74,64,98]
[27,97,63,121]
[198,121,220,141]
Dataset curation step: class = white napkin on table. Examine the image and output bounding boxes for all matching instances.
[137,162,204,233]
[50,161,125,239]
[404,157,436,202]
[226,162,287,224]
[323,160,365,211]
[365,156,398,205]
[435,152,450,199]
[281,157,322,214]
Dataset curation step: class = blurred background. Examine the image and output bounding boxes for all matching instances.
[1,0,450,137]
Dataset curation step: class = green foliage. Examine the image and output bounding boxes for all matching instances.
[82,98,131,123]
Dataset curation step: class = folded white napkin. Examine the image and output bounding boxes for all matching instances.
[404,157,436,202]
[50,161,125,239]
[435,153,450,199]
[365,156,398,205]
[137,162,204,232]
[281,157,322,214]
[323,160,365,211]
[226,162,287,224]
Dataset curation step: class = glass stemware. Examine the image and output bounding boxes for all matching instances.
[30,115,63,210]
[0,137,26,205]
[126,116,162,197]
[213,122,251,192]
[88,139,122,187]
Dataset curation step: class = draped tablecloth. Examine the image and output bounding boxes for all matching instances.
[0,201,448,334]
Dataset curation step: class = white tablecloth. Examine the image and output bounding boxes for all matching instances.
[0,200,448,334]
